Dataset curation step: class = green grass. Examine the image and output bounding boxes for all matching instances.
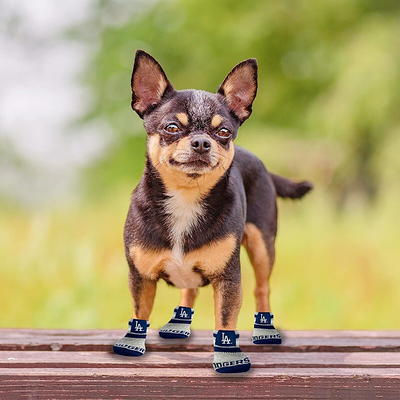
[1,185,399,330]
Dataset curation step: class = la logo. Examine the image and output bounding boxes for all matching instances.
[180,309,188,318]
[134,321,144,331]
[221,333,232,345]
[260,314,269,324]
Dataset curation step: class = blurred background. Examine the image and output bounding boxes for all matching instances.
[1,0,399,330]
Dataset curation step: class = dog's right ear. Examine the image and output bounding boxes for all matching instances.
[217,59,258,124]
[131,50,174,118]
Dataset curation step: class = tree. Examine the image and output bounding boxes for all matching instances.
[81,0,400,203]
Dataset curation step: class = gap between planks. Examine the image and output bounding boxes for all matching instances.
[1,367,400,377]
[1,351,400,369]
[1,330,400,352]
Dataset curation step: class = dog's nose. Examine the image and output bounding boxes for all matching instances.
[191,137,211,154]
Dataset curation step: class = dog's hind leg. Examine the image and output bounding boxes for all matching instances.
[242,165,282,344]
[243,222,282,344]
[158,289,197,339]
[242,222,275,312]
[179,288,198,308]
[113,266,156,356]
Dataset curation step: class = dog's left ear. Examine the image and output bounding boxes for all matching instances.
[217,59,258,124]
[131,50,174,118]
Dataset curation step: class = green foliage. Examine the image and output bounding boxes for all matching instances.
[82,0,400,202]
[1,186,399,329]
[2,1,400,330]
[84,135,146,199]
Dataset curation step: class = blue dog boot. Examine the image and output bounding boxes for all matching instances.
[113,319,149,356]
[252,312,282,344]
[159,306,194,338]
[212,330,251,373]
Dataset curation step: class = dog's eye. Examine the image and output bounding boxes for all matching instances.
[164,123,180,134]
[216,128,232,139]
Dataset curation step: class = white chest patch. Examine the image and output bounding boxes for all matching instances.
[163,190,204,288]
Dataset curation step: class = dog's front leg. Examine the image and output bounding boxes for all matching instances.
[113,266,156,357]
[212,278,241,330]
[211,258,251,373]
[128,267,157,320]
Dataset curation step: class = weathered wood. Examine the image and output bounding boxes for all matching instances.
[1,329,399,352]
[3,366,400,377]
[1,351,400,369]
[1,368,400,399]
[1,330,399,399]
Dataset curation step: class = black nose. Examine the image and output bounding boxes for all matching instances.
[191,137,211,154]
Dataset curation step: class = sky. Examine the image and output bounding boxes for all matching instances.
[0,0,109,206]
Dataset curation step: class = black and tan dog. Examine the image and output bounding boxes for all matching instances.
[113,50,312,373]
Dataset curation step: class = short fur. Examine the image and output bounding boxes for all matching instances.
[123,50,312,330]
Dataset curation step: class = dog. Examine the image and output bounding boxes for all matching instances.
[113,50,312,373]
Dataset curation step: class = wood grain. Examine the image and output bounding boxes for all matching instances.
[1,351,400,369]
[1,329,399,399]
[1,369,400,399]
[1,329,399,352]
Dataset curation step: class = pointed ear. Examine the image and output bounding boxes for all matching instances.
[217,59,258,124]
[131,50,174,118]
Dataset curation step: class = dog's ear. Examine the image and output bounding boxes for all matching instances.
[217,59,258,124]
[131,50,174,118]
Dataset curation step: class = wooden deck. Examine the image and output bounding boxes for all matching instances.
[1,329,399,399]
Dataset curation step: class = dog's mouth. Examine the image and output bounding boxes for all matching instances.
[169,158,211,168]
[168,151,221,173]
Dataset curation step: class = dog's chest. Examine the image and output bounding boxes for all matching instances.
[129,191,237,288]
[163,191,204,288]
[163,191,203,250]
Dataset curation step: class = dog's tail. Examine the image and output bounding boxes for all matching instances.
[271,173,313,199]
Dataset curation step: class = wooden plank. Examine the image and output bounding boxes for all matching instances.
[2,366,400,377]
[3,329,399,338]
[1,351,400,369]
[2,331,399,399]
[1,329,399,352]
[1,368,400,399]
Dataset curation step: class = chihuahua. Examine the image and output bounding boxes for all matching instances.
[113,50,312,373]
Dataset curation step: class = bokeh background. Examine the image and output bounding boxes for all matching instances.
[1,0,399,330]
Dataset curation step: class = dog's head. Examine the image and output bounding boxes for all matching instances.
[131,50,257,187]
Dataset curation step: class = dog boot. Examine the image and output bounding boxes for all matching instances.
[252,312,282,344]
[113,318,149,356]
[212,330,251,373]
[159,306,194,338]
